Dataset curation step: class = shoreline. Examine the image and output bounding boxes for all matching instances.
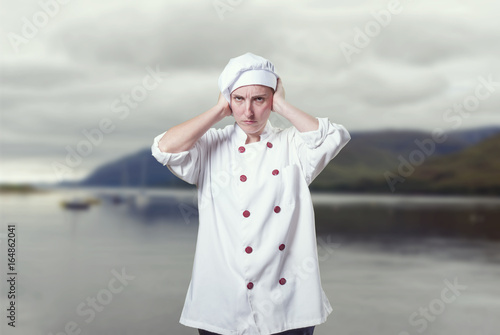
[4,185,500,205]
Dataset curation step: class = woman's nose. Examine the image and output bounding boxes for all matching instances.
[244,103,253,117]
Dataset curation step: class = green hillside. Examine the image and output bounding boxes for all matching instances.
[398,134,500,195]
[311,138,398,191]
[311,133,500,195]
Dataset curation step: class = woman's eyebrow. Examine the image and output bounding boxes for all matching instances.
[232,93,268,99]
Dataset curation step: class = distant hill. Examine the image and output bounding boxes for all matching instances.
[78,126,500,195]
[310,126,500,193]
[80,149,189,188]
[396,133,500,195]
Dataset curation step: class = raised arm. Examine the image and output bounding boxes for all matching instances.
[158,94,232,153]
[271,78,319,132]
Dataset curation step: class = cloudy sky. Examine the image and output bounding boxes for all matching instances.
[1,0,499,183]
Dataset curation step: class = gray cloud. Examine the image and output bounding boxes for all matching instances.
[1,0,500,183]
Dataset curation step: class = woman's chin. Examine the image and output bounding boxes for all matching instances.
[240,123,262,133]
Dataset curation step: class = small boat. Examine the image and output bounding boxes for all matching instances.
[60,199,90,210]
[111,194,126,205]
[60,197,100,210]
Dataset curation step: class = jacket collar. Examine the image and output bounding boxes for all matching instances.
[234,119,274,145]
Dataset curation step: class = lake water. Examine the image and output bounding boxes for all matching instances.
[0,188,499,335]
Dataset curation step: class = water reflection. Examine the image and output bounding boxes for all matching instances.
[0,189,498,335]
[92,189,197,224]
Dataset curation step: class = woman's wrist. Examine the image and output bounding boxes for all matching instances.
[272,97,287,115]
[216,94,232,118]
[213,101,231,120]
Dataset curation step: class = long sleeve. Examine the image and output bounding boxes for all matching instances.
[151,131,204,185]
[289,117,351,186]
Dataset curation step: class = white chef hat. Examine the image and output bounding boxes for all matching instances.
[218,52,279,104]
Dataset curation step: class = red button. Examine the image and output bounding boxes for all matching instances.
[272,169,279,176]
[279,278,286,285]
[240,175,247,182]
[274,206,281,213]
[279,244,285,251]
[247,282,254,289]
[238,146,245,153]
[267,142,273,148]
[243,210,250,218]
[245,246,253,254]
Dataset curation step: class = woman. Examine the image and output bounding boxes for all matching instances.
[151,53,351,335]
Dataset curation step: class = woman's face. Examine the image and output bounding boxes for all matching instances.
[230,85,274,138]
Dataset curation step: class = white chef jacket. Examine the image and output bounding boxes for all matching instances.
[151,117,350,335]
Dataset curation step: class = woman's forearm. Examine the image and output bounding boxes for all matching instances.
[273,99,319,133]
[272,78,319,132]
[158,102,229,153]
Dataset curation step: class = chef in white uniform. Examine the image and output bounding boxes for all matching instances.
[151,53,351,335]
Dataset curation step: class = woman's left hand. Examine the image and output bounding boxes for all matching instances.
[272,78,285,114]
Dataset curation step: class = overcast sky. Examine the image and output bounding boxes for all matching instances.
[1,0,499,183]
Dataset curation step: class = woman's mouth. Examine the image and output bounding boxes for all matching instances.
[243,121,256,125]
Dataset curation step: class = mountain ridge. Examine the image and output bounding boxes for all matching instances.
[77,126,500,195]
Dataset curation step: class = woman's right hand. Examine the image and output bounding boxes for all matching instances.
[217,93,232,117]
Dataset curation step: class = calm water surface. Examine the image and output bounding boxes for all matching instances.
[0,189,499,335]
